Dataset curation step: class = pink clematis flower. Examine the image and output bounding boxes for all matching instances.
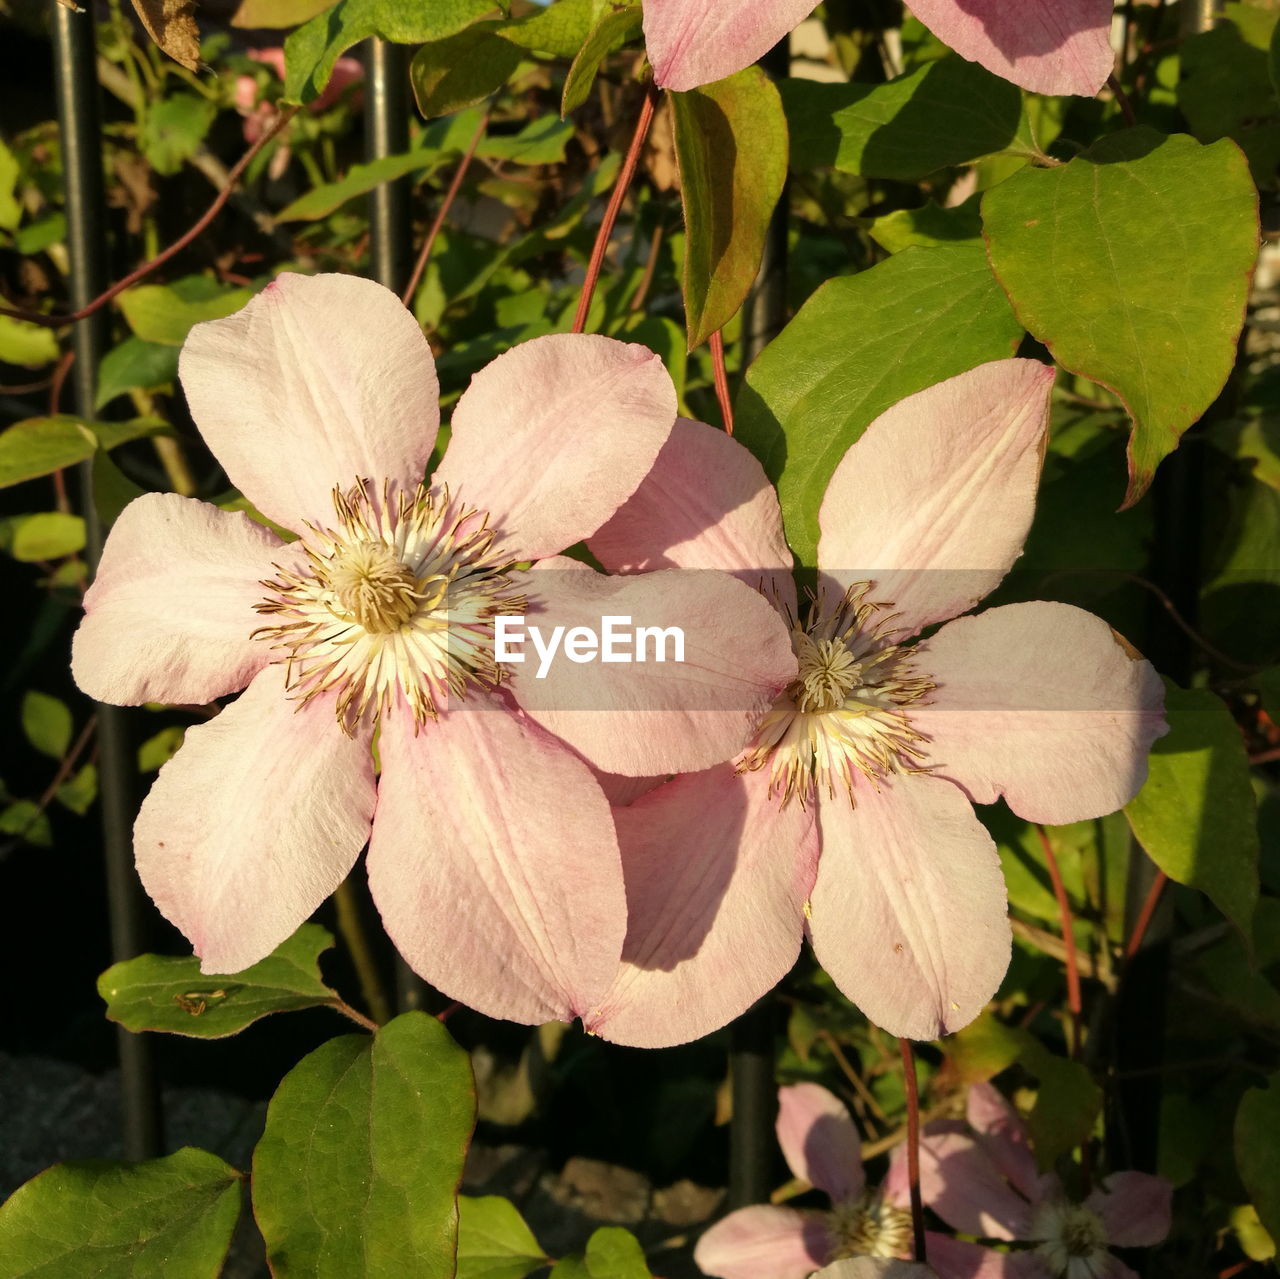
[695,1082,916,1278]
[919,1082,1173,1278]
[580,359,1166,1047]
[71,272,792,1026]
[815,1264,939,1279]
[644,0,1114,97]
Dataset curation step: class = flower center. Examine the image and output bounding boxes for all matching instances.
[1033,1201,1110,1277]
[253,480,522,733]
[739,583,933,804]
[827,1191,914,1261]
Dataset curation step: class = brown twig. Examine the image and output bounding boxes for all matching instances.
[572,82,659,335]
[898,1038,928,1265]
[1125,867,1169,961]
[402,111,489,307]
[817,1028,888,1127]
[1,106,300,330]
[709,329,734,434]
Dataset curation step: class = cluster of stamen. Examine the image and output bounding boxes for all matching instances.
[253,479,522,733]
[739,582,933,804]
[827,1190,914,1261]
[1033,1202,1111,1278]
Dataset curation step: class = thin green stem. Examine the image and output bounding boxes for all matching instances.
[333,879,393,1026]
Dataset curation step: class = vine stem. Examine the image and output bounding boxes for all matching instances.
[402,111,489,307]
[710,329,734,433]
[898,1038,928,1265]
[1036,824,1083,1059]
[0,105,299,330]
[1125,868,1169,961]
[572,82,659,335]
[1107,74,1138,127]
[333,879,392,1026]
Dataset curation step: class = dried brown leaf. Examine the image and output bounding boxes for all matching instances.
[130,0,202,72]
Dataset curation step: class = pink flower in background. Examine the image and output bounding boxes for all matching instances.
[643,0,1114,96]
[919,1082,1173,1278]
[695,1082,915,1278]
[71,272,791,1026]
[234,48,363,178]
[581,360,1166,1048]
[814,1263,938,1279]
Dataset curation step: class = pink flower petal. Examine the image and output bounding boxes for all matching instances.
[590,416,797,616]
[807,772,1011,1041]
[917,1132,1034,1240]
[179,273,439,530]
[817,360,1053,638]
[905,0,1114,97]
[925,1235,1019,1279]
[913,602,1167,825]
[966,1082,1040,1203]
[693,1205,829,1279]
[1085,1172,1173,1248]
[592,768,666,807]
[644,0,817,91]
[814,1263,940,1279]
[433,334,676,562]
[508,564,796,776]
[134,666,376,974]
[72,493,281,706]
[367,702,626,1026]
[777,1082,865,1202]
[586,765,817,1047]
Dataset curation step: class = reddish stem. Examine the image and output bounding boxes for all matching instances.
[1,107,299,330]
[1107,74,1138,127]
[710,329,734,434]
[898,1038,928,1265]
[572,83,659,335]
[402,112,489,307]
[1250,745,1280,766]
[1125,868,1169,961]
[1037,825,1083,1058]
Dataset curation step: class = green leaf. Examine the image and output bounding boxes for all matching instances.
[561,5,642,117]
[284,0,498,103]
[231,0,336,28]
[276,148,443,221]
[15,213,67,256]
[1232,1204,1277,1262]
[138,725,186,773]
[498,0,605,57]
[118,278,253,346]
[1237,1075,1280,1242]
[0,417,96,489]
[1179,5,1280,186]
[99,924,342,1038]
[735,244,1022,566]
[671,65,788,350]
[0,315,59,368]
[478,115,573,165]
[56,763,97,816]
[92,452,148,529]
[1019,1037,1103,1171]
[95,337,179,410]
[22,690,72,759]
[458,1195,548,1279]
[141,93,218,176]
[982,129,1259,507]
[579,1228,652,1279]
[0,137,19,232]
[0,511,85,561]
[253,1011,475,1277]
[781,55,1025,180]
[411,24,522,120]
[1125,681,1259,940]
[0,800,52,848]
[868,197,983,253]
[0,1148,241,1279]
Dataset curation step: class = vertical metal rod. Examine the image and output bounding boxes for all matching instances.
[363,39,412,294]
[362,36,429,1013]
[52,1,163,1160]
[727,34,791,1213]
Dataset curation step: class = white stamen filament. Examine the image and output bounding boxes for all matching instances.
[253,479,523,733]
